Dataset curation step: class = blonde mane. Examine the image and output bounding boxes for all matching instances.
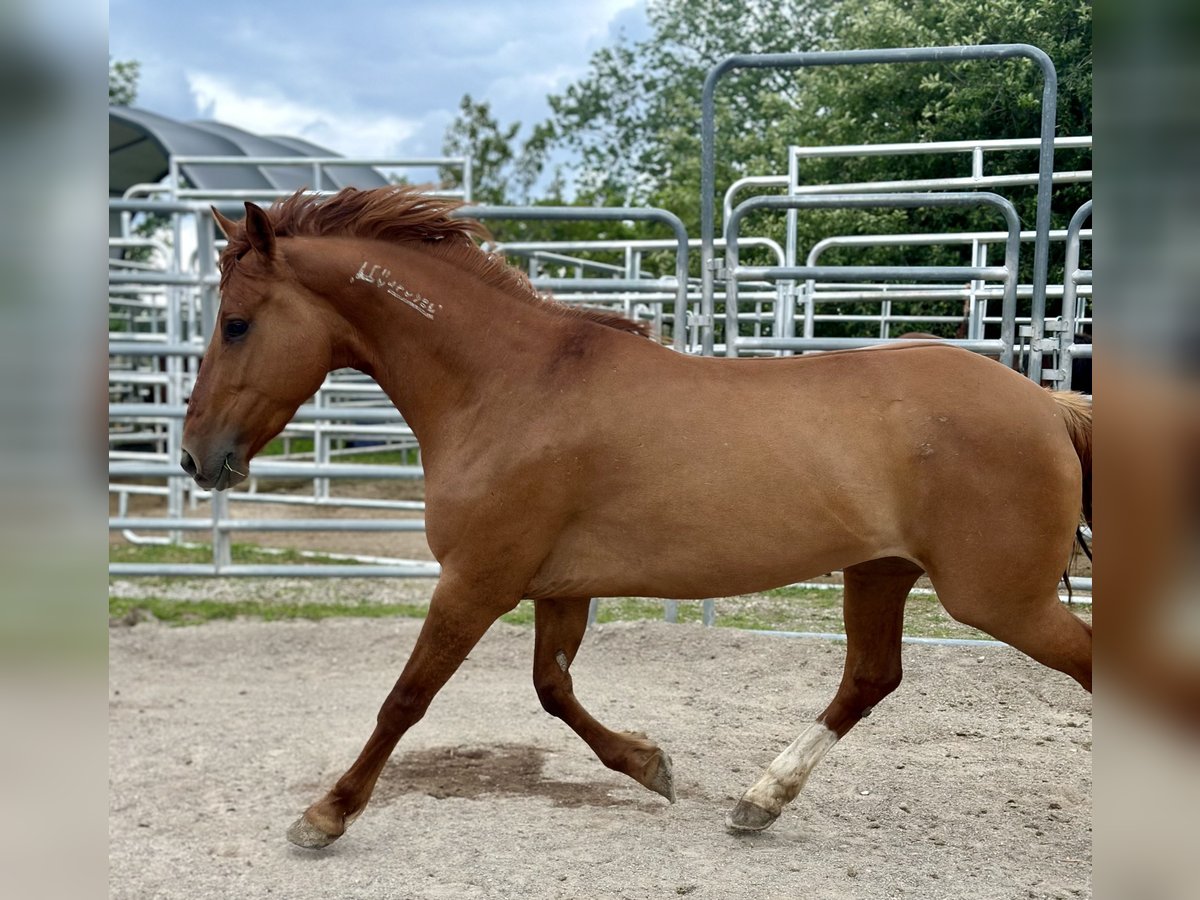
[220,186,652,339]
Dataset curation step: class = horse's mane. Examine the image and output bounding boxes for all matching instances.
[221,186,653,340]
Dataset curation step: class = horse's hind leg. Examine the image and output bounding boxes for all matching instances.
[533,597,675,802]
[287,575,519,849]
[932,572,1092,692]
[727,557,921,833]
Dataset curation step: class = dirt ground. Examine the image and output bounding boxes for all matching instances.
[109,616,1092,900]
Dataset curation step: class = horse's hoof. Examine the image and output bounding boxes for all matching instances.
[286,814,341,850]
[725,799,778,833]
[645,748,677,804]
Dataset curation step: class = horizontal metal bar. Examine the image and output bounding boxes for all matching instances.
[531,278,678,292]
[108,563,441,578]
[811,229,1091,250]
[109,518,426,532]
[187,493,424,511]
[108,271,216,286]
[746,629,1004,647]
[734,337,1004,353]
[109,461,423,480]
[172,155,465,167]
[789,135,1090,159]
[109,343,202,360]
[108,404,405,422]
[736,265,1009,282]
[791,171,1090,195]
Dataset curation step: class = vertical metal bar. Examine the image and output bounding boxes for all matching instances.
[462,157,474,203]
[725,226,741,357]
[194,208,219,349]
[211,489,232,570]
[166,212,184,543]
[968,238,982,339]
[664,600,678,624]
[700,61,729,357]
[1059,200,1092,391]
[314,386,329,502]
[786,147,799,274]
[999,217,1021,368]
[702,599,715,626]
[700,45,1059,370]
[1027,55,1059,383]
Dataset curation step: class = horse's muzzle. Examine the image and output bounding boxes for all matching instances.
[179,448,199,479]
[180,447,246,491]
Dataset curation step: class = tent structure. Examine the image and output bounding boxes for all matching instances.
[109,106,390,197]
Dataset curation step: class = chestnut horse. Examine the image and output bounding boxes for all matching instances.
[182,187,1092,849]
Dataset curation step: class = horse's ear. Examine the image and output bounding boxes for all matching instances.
[243,202,276,259]
[211,206,238,239]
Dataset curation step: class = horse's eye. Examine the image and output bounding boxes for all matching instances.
[223,319,250,341]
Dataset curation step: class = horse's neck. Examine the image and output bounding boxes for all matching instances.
[294,236,561,446]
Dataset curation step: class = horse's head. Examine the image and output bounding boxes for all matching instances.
[180,203,336,490]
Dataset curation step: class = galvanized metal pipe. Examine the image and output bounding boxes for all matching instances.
[1059,200,1093,391]
[701,45,1057,365]
[723,192,1020,362]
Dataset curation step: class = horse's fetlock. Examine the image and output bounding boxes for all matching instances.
[851,667,902,706]
[377,690,427,730]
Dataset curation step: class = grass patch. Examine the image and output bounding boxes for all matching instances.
[337,449,418,466]
[110,560,1088,641]
[110,542,356,567]
[261,436,315,456]
[109,595,429,626]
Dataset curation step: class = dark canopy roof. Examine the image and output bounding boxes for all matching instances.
[109,106,390,197]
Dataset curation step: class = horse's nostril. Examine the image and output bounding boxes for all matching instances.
[180,449,198,477]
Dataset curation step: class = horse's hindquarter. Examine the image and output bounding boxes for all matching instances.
[525,343,1073,601]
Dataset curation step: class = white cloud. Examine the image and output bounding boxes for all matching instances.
[186,71,420,159]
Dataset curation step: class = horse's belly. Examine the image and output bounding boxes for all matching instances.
[524,498,901,600]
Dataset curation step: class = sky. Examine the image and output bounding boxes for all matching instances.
[109,0,652,164]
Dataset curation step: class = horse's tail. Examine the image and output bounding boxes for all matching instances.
[1052,391,1092,529]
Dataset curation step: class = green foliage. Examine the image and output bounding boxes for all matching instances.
[109,58,139,105]
[441,94,528,205]
[545,0,833,218]
[443,0,1092,336]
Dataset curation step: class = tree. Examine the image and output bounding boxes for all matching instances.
[544,0,833,220]
[443,0,1091,335]
[109,59,139,105]
[439,94,659,254]
[537,0,1092,335]
[788,0,1093,334]
[441,95,524,206]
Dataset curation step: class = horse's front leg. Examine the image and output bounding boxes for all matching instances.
[533,597,675,802]
[287,575,519,849]
[727,558,920,832]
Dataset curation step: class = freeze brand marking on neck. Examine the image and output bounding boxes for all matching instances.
[352,261,441,321]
